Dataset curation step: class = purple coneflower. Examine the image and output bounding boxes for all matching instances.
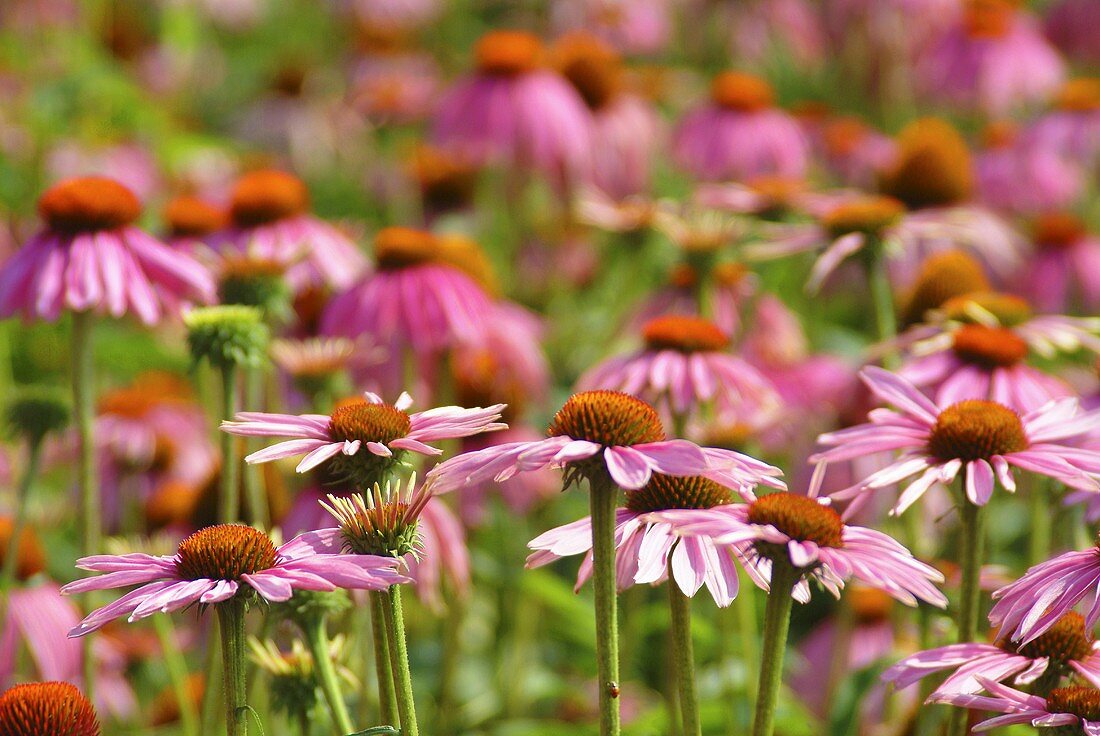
[162,194,227,254]
[1027,78,1100,168]
[550,0,671,56]
[0,681,100,736]
[975,121,1083,216]
[1015,213,1100,314]
[931,676,1100,733]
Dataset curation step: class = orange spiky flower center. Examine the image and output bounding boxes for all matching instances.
[901,250,991,326]
[554,32,623,111]
[97,373,191,418]
[940,291,1033,327]
[0,681,101,736]
[372,226,439,269]
[626,474,733,512]
[822,196,906,237]
[963,0,1019,39]
[475,30,543,76]
[0,517,46,582]
[642,315,730,353]
[328,398,411,445]
[928,400,1028,462]
[548,390,665,447]
[951,324,1029,368]
[1034,213,1087,250]
[1056,78,1100,113]
[175,524,277,581]
[410,145,478,212]
[711,71,775,112]
[435,234,497,293]
[1046,686,1100,723]
[747,492,844,548]
[823,117,872,157]
[229,170,309,227]
[1009,612,1094,665]
[37,177,141,233]
[881,118,974,210]
[164,196,227,238]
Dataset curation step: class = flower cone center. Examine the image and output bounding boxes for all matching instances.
[164,196,226,239]
[951,324,1028,368]
[372,226,439,269]
[0,517,46,582]
[329,398,412,446]
[1034,213,1087,250]
[928,400,1027,462]
[823,117,871,157]
[880,118,973,210]
[643,315,729,353]
[822,196,905,238]
[963,0,1018,38]
[411,145,478,211]
[38,177,141,233]
[0,682,101,736]
[750,176,806,215]
[1056,78,1100,113]
[436,234,497,292]
[1047,686,1100,723]
[548,390,665,446]
[229,170,309,227]
[554,33,623,111]
[97,374,191,418]
[710,71,774,112]
[175,524,277,581]
[900,250,990,326]
[747,492,844,548]
[625,474,733,512]
[941,291,1033,327]
[475,31,543,75]
[1012,612,1094,665]
[981,121,1018,149]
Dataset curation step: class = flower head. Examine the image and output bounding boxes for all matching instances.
[321,474,430,558]
[931,676,1100,733]
[0,681,100,736]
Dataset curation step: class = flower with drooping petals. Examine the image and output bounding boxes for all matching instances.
[1026,78,1100,165]
[672,71,809,182]
[930,676,1100,733]
[62,523,409,637]
[0,681,100,736]
[0,176,215,325]
[579,314,780,421]
[659,491,947,607]
[975,121,1083,216]
[812,367,1100,516]
[221,390,505,488]
[884,612,1100,697]
[427,390,785,493]
[162,194,227,253]
[1014,213,1100,314]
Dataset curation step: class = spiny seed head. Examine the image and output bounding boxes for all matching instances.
[880,118,973,210]
[642,315,729,353]
[5,387,70,443]
[548,391,664,447]
[1056,78,1100,113]
[1034,212,1087,250]
[553,32,623,111]
[900,250,990,326]
[822,196,905,238]
[0,681,101,736]
[164,196,226,239]
[175,524,277,581]
[940,291,1033,327]
[1013,612,1094,665]
[185,305,270,369]
[0,517,46,582]
[325,397,413,487]
[625,474,733,513]
[373,226,438,269]
[928,400,1028,462]
[475,30,543,75]
[951,324,1028,368]
[747,492,844,551]
[229,170,309,227]
[1047,686,1100,723]
[710,71,774,112]
[322,474,427,557]
[37,177,141,234]
[410,145,478,213]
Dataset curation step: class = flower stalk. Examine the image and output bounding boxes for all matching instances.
[301,616,355,735]
[751,561,798,736]
[369,593,398,725]
[71,309,99,698]
[590,473,621,736]
[381,585,419,736]
[220,362,241,523]
[218,598,250,736]
[667,557,701,736]
[946,498,985,736]
[0,439,42,613]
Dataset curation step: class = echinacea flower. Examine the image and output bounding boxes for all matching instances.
[884,612,1100,697]
[812,367,1100,515]
[0,176,215,325]
[579,314,780,421]
[61,523,409,636]
[930,676,1100,733]
[162,194,227,253]
[427,390,784,493]
[660,491,947,606]
[1014,212,1100,314]
[974,122,1083,216]
[550,0,671,56]
[221,390,505,487]
[0,681,100,736]
[672,71,809,182]
[1026,78,1100,165]
[211,169,367,293]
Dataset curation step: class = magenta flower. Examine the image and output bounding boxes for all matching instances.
[211,169,367,293]
[62,524,409,637]
[221,390,505,487]
[453,427,560,526]
[885,612,1100,697]
[550,0,671,56]
[729,0,826,68]
[672,71,809,182]
[579,314,780,421]
[915,0,1065,115]
[0,176,215,325]
[659,491,947,606]
[975,122,1083,216]
[1014,213,1100,313]
[1025,78,1100,165]
[812,367,1100,515]
[930,676,1100,733]
[426,390,785,493]
[432,30,593,192]
[527,475,755,607]
[1045,2,1100,66]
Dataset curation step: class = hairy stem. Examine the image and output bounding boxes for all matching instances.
[751,562,798,736]
[589,474,621,736]
[217,599,249,736]
[667,558,701,736]
[302,616,354,735]
[381,585,419,736]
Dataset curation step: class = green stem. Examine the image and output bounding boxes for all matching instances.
[370,591,399,726]
[201,617,223,732]
[589,474,621,736]
[303,616,354,735]
[1028,477,1051,565]
[437,594,465,731]
[217,599,249,736]
[242,368,269,528]
[735,566,758,703]
[0,439,42,620]
[381,585,419,736]
[751,562,798,736]
[71,309,98,699]
[946,500,986,736]
[152,615,199,736]
[866,245,899,369]
[667,559,701,736]
[220,363,240,524]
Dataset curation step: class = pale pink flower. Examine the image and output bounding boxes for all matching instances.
[930,675,1100,732]
[1014,213,1100,314]
[975,122,1083,216]
[1025,78,1100,166]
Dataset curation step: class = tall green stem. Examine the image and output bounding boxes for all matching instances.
[220,363,240,523]
[667,559,701,736]
[590,475,622,736]
[0,439,42,619]
[751,563,798,736]
[153,615,199,736]
[1028,477,1051,565]
[866,245,899,369]
[71,309,98,698]
[242,368,269,528]
[370,591,399,725]
[947,500,985,736]
[381,586,419,736]
[217,599,249,736]
[302,616,354,735]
